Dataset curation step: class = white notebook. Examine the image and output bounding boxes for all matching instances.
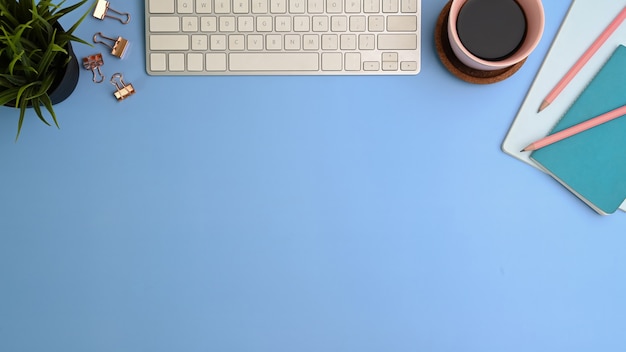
[501,0,626,211]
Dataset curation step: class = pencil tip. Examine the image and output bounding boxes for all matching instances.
[538,100,549,112]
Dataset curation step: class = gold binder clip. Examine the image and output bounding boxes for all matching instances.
[82,53,105,83]
[93,0,130,24]
[93,32,129,58]
[111,73,135,101]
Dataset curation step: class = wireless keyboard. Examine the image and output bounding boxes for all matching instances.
[145,0,421,75]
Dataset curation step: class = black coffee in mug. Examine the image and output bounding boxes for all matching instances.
[456,0,527,61]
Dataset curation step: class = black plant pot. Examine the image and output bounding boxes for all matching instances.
[2,25,80,108]
[48,41,80,105]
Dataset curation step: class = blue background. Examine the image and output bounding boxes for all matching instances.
[2,1,626,351]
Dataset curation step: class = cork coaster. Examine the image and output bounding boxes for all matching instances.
[435,1,525,84]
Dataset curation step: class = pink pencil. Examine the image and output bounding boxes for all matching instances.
[523,104,626,151]
[538,6,626,112]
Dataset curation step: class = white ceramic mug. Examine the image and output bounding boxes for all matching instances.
[448,0,545,71]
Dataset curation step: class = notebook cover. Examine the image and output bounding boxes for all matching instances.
[530,45,626,214]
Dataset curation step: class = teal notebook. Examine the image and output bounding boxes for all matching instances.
[530,45,626,215]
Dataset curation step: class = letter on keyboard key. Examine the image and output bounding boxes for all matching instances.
[150,35,190,50]
[229,53,319,71]
[377,34,417,50]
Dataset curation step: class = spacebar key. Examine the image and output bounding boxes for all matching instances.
[230,53,319,71]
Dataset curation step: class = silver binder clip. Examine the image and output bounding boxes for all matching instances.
[111,73,135,101]
[82,53,105,83]
[93,32,129,58]
[93,0,130,24]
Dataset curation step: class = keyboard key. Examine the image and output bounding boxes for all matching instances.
[248,34,264,50]
[345,0,361,13]
[188,53,204,71]
[271,0,287,13]
[266,34,282,50]
[233,0,249,13]
[285,34,302,50]
[276,16,292,31]
[238,17,255,31]
[215,0,231,13]
[350,16,366,31]
[201,17,217,32]
[182,17,198,32]
[364,0,380,13]
[331,16,348,32]
[150,53,167,71]
[340,34,357,49]
[363,61,380,70]
[219,16,236,31]
[192,34,208,50]
[149,0,175,13]
[345,52,361,71]
[290,0,306,13]
[387,15,417,31]
[382,61,398,71]
[303,34,320,50]
[252,0,269,13]
[308,0,324,13]
[229,34,245,50]
[150,17,180,32]
[377,34,417,50]
[400,61,418,71]
[229,53,319,71]
[312,16,329,31]
[169,53,185,71]
[401,0,418,13]
[210,34,227,50]
[178,0,193,13]
[257,16,273,31]
[322,52,342,70]
[294,16,310,31]
[359,34,375,49]
[326,0,342,13]
[368,16,384,31]
[150,35,189,50]
[196,0,212,13]
[206,53,227,71]
[383,0,399,13]
[322,34,338,50]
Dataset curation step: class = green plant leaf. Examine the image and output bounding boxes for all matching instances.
[39,93,58,128]
[37,30,62,73]
[36,73,55,96]
[15,80,39,107]
[0,2,18,27]
[0,87,19,106]
[15,98,28,141]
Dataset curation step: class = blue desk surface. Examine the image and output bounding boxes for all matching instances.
[3,1,626,351]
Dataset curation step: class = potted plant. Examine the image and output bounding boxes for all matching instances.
[0,0,91,139]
